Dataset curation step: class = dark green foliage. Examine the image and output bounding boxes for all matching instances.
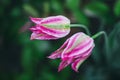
[0,0,120,80]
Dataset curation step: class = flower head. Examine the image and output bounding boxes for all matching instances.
[30,15,70,40]
[48,32,95,72]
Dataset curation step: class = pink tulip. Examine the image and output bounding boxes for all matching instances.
[48,32,95,72]
[30,15,70,40]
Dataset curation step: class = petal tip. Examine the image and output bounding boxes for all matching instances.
[30,17,43,24]
[58,67,63,72]
[73,68,79,72]
[47,55,55,59]
[58,69,61,72]
[30,36,34,40]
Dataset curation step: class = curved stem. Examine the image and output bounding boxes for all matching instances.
[92,31,109,63]
[70,24,91,36]
[92,31,106,39]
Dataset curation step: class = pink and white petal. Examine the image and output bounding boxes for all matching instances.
[38,25,70,38]
[81,44,95,57]
[67,38,94,57]
[61,32,83,59]
[61,32,94,59]
[30,25,68,40]
[71,58,85,72]
[29,26,44,34]
[30,32,58,40]
[48,39,69,59]
[30,17,43,24]
[63,39,91,57]
[71,45,95,72]
[41,15,70,25]
[58,60,71,72]
[29,27,38,31]
[48,52,61,59]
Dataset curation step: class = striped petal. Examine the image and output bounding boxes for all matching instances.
[30,15,70,40]
[67,38,94,57]
[30,26,57,40]
[48,39,69,59]
[58,58,73,72]
[48,32,95,72]
[61,32,91,59]
[38,25,70,38]
[40,15,70,38]
[71,58,85,72]
[30,17,43,24]
[71,46,94,72]
[30,32,57,40]
[41,15,70,26]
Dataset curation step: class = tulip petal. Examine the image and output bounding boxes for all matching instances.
[61,32,85,58]
[30,33,58,40]
[67,38,94,57]
[30,17,43,24]
[38,25,70,38]
[71,46,94,72]
[58,59,71,72]
[40,16,70,38]
[30,25,66,40]
[81,44,95,57]
[30,15,70,40]
[71,58,85,72]
[48,32,95,72]
[30,26,58,40]
[48,39,69,59]
[41,15,70,26]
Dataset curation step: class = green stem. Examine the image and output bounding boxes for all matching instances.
[92,31,109,63]
[92,31,106,39]
[70,24,91,36]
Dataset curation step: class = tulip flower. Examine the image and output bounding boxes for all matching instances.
[48,32,95,72]
[30,15,70,40]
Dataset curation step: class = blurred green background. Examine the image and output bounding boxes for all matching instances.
[0,0,120,80]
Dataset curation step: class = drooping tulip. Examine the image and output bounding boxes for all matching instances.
[48,32,95,72]
[30,15,70,40]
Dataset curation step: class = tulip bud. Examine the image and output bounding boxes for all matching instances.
[30,15,70,40]
[48,32,95,72]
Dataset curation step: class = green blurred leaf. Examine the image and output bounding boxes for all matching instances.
[114,0,120,16]
[41,71,57,80]
[11,7,21,17]
[21,46,33,69]
[17,73,31,80]
[23,4,39,17]
[66,0,89,26]
[51,0,64,14]
[66,0,80,10]
[109,22,120,51]
[109,22,120,65]
[73,10,89,26]
[85,1,109,17]
[43,2,50,16]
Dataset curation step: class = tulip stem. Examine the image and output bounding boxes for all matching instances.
[70,24,91,36]
[92,31,106,39]
[92,31,110,63]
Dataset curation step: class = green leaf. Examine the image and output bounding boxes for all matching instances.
[85,1,109,17]
[109,22,120,50]
[21,46,33,69]
[108,22,120,68]
[114,0,120,16]
[109,23,120,51]
[51,0,64,14]
[66,0,81,10]
[11,7,21,17]
[23,4,39,17]
[66,0,89,26]
[73,10,89,26]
